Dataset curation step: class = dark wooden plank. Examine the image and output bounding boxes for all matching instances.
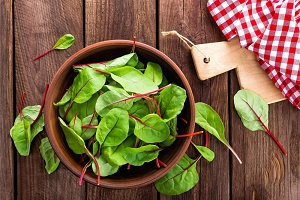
[159,0,230,199]
[0,0,14,199]
[230,69,300,199]
[14,1,85,199]
[85,0,158,199]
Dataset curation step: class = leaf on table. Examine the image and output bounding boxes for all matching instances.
[58,117,86,154]
[39,137,60,174]
[53,34,75,50]
[96,108,129,147]
[111,66,158,94]
[71,67,106,104]
[159,84,187,121]
[154,154,199,195]
[144,62,163,86]
[123,145,161,166]
[10,119,32,156]
[233,89,268,131]
[193,144,215,162]
[134,114,170,143]
[195,102,242,164]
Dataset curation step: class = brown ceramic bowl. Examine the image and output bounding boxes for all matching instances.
[45,40,195,189]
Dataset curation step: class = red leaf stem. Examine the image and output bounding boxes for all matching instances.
[152,96,162,117]
[93,68,111,76]
[81,125,98,129]
[131,37,136,52]
[19,92,26,120]
[31,84,49,126]
[33,49,53,61]
[242,99,287,155]
[85,147,100,185]
[179,117,188,124]
[78,160,92,185]
[127,164,131,170]
[158,159,167,168]
[176,131,203,138]
[205,130,209,147]
[156,158,160,168]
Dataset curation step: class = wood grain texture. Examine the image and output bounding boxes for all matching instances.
[14,0,85,199]
[0,0,14,199]
[85,0,158,199]
[230,69,300,200]
[159,0,230,199]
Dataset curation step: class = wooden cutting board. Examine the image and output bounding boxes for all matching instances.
[191,37,285,104]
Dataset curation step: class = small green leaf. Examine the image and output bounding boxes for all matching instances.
[154,154,198,195]
[96,108,129,147]
[92,155,119,177]
[159,84,187,121]
[58,117,86,154]
[144,62,163,86]
[134,114,170,143]
[39,137,60,174]
[52,34,75,49]
[10,119,32,156]
[81,114,98,140]
[69,115,82,136]
[53,89,71,106]
[123,145,160,166]
[195,102,242,164]
[234,89,268,131]
[193,145,215,162]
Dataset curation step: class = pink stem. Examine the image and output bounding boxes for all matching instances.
[33,49,53,61]
[78,160,92,185]
[19,92,26,120]
[176,131,203,138]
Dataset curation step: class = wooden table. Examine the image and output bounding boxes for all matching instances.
[1,0,299,199]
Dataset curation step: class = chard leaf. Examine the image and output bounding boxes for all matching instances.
[71,67,106,104]
[105,53,138,69]
[160,135,176,147]
[14,105,45,141]
[144,62,163,86]
[96,108,129,147]
[128,100,149,118]
[135,61,145,69]
[233,89,268,131]
[81,114,98,140]
[39,137,60,174]
[111,66,158,93]
[159,84,187,121]
[124,145,160,166]
[53,89,71,106]
[10,119,31,156]
[52,34,75,49]
[95,89,133,117]
[134,114,170,143]
[69,115,82,136]
[195,102,242,164]
[58,117,86,154]
[92,155,119,177]
[193,145,215,162]
[102,134,136,166]
[154,154,198,195]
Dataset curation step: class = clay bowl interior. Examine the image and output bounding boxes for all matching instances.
[45,40,195,189]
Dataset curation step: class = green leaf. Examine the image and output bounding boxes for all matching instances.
[92,155,119,177]
[193,145,215,162]
[14,105,45,141]
[154,154,198,195]
[128,100,149,118]
[159,84,187,121]
[95,88,133,117]
[58,117,86,154]
[159,75,169,88]
[135,61,145,69]
[134,114,170,143]
[111,66,158,94]
[96,108,129,147]
[39,137,60,174]
[81,114,98,140]
[233,89,268,131]
[52,34,75,49]
[124,145,160,166]
[160,135,176,147]
[10,119,32,156]
[144,62,163,86]
[195,102,242,164]
[102,134,136,166]
[69,115,82,136]
[71,67,106,104]
[53,89,71,106]
[105,53,138,69]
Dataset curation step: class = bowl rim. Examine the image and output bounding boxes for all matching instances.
[45,40,195,188]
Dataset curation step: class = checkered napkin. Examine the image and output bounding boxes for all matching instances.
[207,0,300,109]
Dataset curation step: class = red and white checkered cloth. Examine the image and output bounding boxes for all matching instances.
[207,0,300,109]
